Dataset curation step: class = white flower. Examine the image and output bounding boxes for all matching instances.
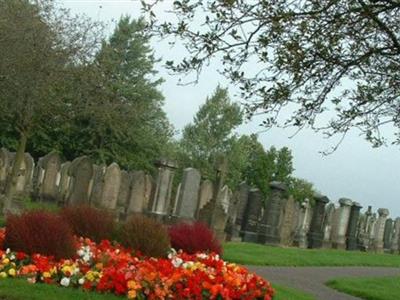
[78,278,85,285]
[83,254,91,263]
[196,253,208,259]
[60,277,70,287]
[5,249,10,254]
[77,249,85,257]
[171,257,183,268]
[9,254,15,261]
[182,261,194,269]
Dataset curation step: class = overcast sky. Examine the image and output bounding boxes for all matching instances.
[60,0,400,217]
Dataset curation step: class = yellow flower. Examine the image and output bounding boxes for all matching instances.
[2,258,9,265]
[8,269,16,277]
[43,272,51,278]
[0,272,7,278]
[127,280,140,290]
[128,289,137,299]
[62,265,73,275]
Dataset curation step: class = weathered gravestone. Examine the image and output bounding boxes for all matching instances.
[383,218,394,251]
[331,198,353,250]
[371,208,389,253]
[100,163,121,210]
[175,168,201,220]
[358,206,373,251]
[308,194,329,249]
[151,159,177,217]
[0,148,10,193]
[58,162,71,204]
[294,198,313,248]
[13,153,34,195]
[68,156,93,205]
[390,217,400,254]
[233,182,249,240]
[240,188,262,243]
[322,203,335,248]
[39,152,61,202]
[262,181,287,245]
[89,165,105,206]
[127,171,147,215]
[280,196,298,246]
[346,202,362,250]
[196,180,213,217]
[116,170,131,220]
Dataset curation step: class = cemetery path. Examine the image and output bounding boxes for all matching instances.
[248,266,400,300]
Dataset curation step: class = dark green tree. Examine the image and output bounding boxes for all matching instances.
[146,0,400,148]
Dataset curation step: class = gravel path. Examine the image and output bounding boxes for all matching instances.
[248,266,400,300]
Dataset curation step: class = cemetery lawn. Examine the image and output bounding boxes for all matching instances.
[0,279,122,300]
[273,284,316,300]
[326,276,400,300]
[224,242,400,266]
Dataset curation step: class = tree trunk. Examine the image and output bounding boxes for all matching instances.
[3,132,28,213]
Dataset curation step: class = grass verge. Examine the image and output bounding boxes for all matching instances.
[273,284,316,300]
[0,279,122,300]
[223,242,400,266]
[326,276,400,300]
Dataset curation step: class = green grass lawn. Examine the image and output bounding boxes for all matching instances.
[223,242,400,266]
[0,279,122,300]
[273,284,316,300]
[0,278,314,300]
[326,276,400,300]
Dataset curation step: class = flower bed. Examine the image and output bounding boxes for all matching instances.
[0,228,275,299]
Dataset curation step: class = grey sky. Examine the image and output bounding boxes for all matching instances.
[60,0,400,217]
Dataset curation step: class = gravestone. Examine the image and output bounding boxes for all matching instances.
[241,188,262,243]
[308,194,329,248]
[68,156,93,205]
[89,165,105,206]
[13,153,34,195]
[116,170,131,220]
[175,168,201,219]
[100,163,121,210]
[383,218,394,251]
[358,206,373,251]
[368,213,378,250]
[331,198,353,249]
[390,217,400,254]
[144,174,154,212]
[346,202,363,250]
[280,196,297,246]
[294,198,313,248]
[235,182,249,235]
[262,181,287,245]
[371,208,389,253]
[127,170,147,214]
[151,159,177,217]
[196,180,213,217]
[40,152,61,202]
[322,203,335,248]
[0,148,10,193]
[172,183,181,215]
[58,162,71,204]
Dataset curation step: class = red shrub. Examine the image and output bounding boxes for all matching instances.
[60,205,116,243]
[4,210,75,259]
[168,222,222,255]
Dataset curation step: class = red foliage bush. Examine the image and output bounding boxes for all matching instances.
[168,222,222,255]
[60,205,116,243]
[118,215,170,258]
[4,210,75,259]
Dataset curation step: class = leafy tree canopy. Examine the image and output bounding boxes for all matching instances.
[145,0,400,148]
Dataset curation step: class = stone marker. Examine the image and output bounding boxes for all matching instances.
[196,180,213,217]
[40,152,61,202]
[280,196,297,246]
[116,170,132,219]
[240,188,262,243]
[308,193,329,248]
[100,163,121,210]
[262,181,287,245]
[0,148,10,193]
[68,156,93,205]
[346,202,362,250]
[127,170,147,214]
[151,159,177,216]
[294,198,313,248]
[175,168,201,219]
[89,165,105,206]
[371,208,389,253]
[235,182,249,234]
[58,162,71,203]
[322,203,335,248]
[331,198,353,249]
[383,218,394,251]
[390,217,400,254]
[358,206,373,251]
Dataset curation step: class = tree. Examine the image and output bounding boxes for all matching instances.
[179,86,242,183]
[288,178,316,205]
[0,0,102,211]
[146,0,400,148]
